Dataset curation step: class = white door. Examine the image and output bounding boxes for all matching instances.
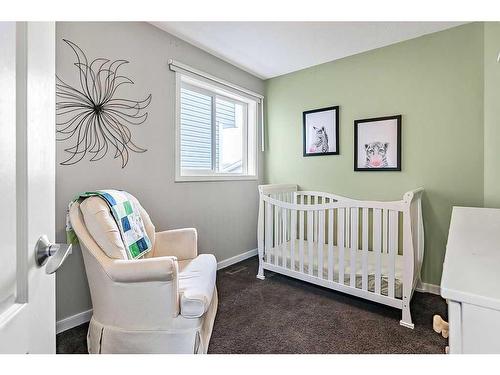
[0,22,56,354]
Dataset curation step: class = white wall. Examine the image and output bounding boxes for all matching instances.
[55,22,264,321]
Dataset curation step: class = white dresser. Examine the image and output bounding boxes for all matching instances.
[441,207,500,354]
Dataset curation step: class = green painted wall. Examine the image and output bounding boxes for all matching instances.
[264,23,485,285]
[484,22,500,208]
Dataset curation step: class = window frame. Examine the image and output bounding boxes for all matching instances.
[175,73,258,182]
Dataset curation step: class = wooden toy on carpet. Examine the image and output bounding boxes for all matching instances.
[433,314,449,338]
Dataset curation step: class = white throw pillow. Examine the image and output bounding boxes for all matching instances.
[80,196,128,259]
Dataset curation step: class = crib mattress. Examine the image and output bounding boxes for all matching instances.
[264,240,403,298]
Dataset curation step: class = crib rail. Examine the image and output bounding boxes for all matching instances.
[257,184,424,329]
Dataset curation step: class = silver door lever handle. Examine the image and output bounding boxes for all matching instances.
[35,235,72,274]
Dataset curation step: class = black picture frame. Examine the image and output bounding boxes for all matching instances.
[354,115,402,171]
[303,106,340,157]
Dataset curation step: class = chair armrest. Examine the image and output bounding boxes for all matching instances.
[153,228,198,261]
[104,256,178,283]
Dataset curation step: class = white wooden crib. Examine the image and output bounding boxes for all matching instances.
[257,184,424,328]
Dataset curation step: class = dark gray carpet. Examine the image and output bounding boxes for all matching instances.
[57,256,448,354]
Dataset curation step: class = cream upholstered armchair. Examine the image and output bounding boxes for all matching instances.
[69,195,218,354]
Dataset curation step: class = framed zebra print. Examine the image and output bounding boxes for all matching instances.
[303,106,339,157]
[354,115,402,171]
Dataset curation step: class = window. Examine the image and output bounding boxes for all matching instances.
[175,73,258,181]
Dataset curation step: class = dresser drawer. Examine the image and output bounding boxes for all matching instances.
[448,300,500,354]
[462,303,500,353]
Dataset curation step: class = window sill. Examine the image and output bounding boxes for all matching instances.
[175,174,258,182]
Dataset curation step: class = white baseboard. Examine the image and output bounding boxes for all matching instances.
[216,248,258,270]
[56,308,93,334]
[415,281,441,296]
[56,249,259,334]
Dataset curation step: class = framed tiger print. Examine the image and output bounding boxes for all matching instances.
[303,106,339,157]
[354,115,401,171]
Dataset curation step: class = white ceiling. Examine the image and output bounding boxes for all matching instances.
[151,22,466,79]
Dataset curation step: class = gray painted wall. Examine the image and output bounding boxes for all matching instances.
[55,22,264,321]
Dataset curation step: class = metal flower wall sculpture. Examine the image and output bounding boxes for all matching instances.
[56,39,152,168]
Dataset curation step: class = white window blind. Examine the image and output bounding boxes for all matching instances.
[180,87,212,170]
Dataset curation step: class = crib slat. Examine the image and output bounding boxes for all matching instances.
[318,210,325,279]
[299,210,305,273]
[388,210,398,299]
[282,206,288,268]
[362,207,369,291]
[274,200,280,267]
[345,205,350,249]
[373,208,382,295]
[383,209,388,254]
[278,193,283,246]
[382,209,389,295]
[312,196,317,241]
[328,209,334,281]
[350,207,358,288]
[290,209,297,271]
[273,194,279,253]
[265,201,272,264]
[338,208,345,284]
[307,210,314,276]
